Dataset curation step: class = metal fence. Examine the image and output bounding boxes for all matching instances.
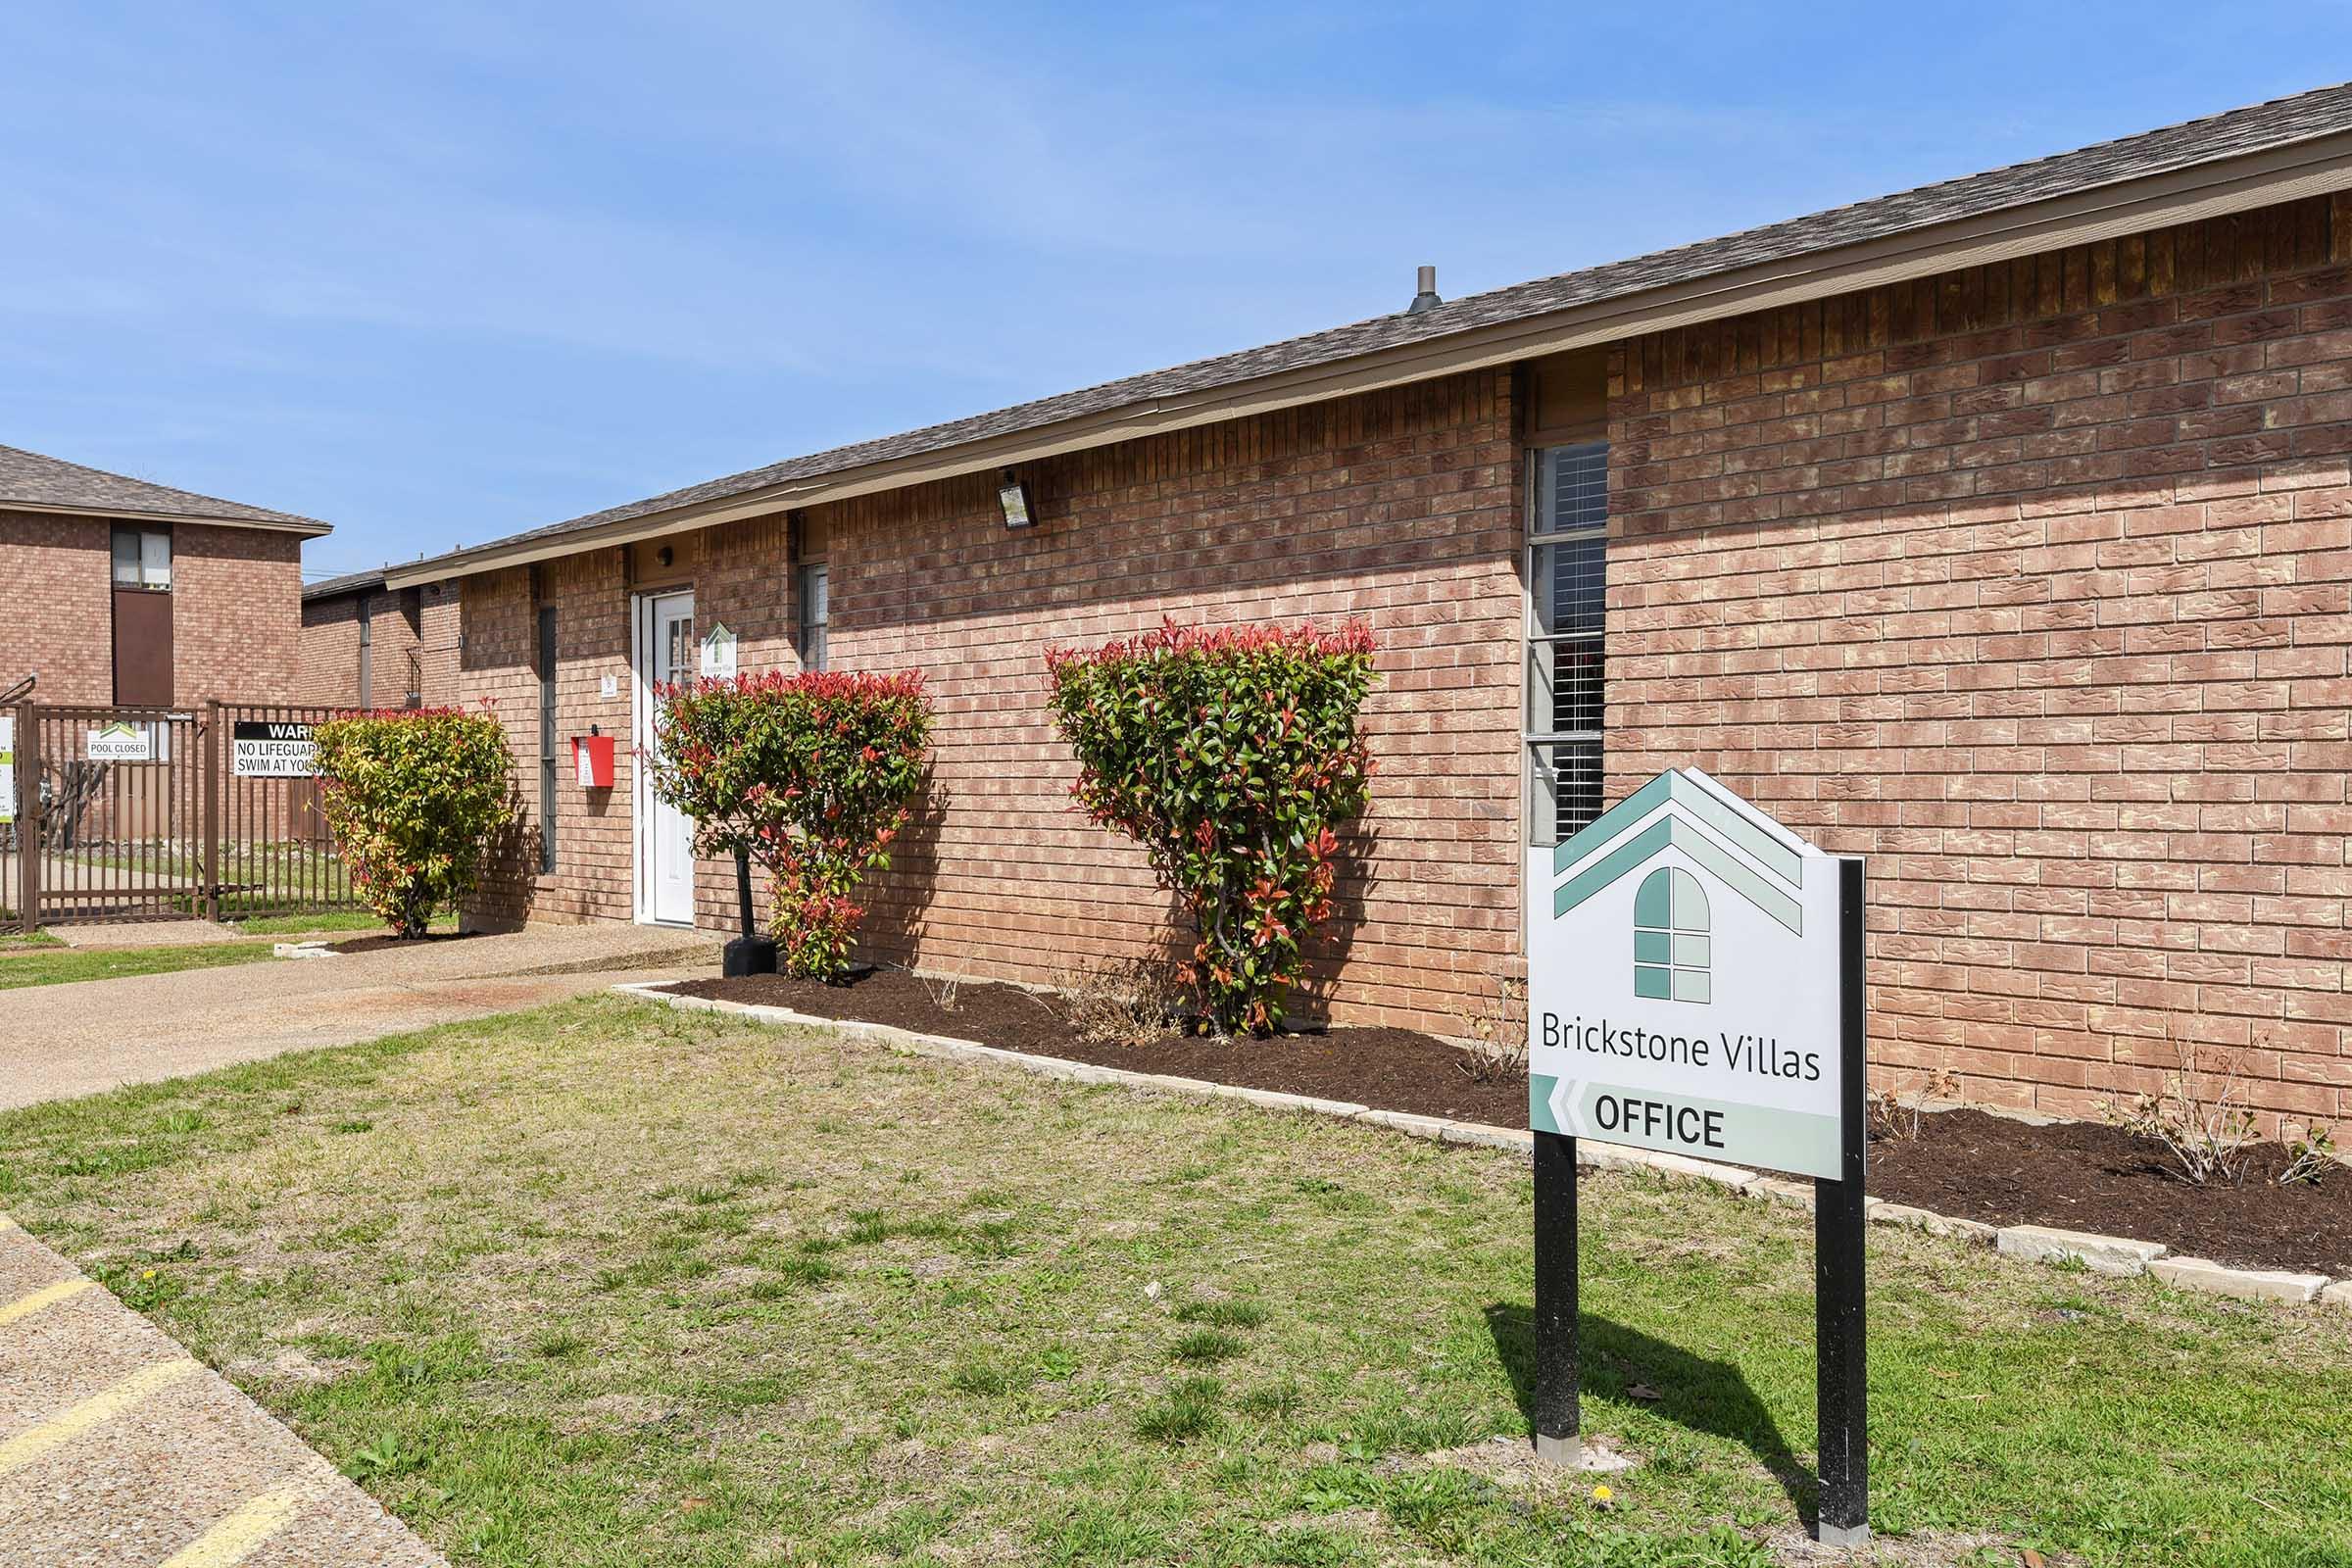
[5,700,363,930]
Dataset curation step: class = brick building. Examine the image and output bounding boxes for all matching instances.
[389,88,2352,1132]
[0,444,328,707]
[298,568,460,710]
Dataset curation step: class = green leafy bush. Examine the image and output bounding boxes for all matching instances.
[1045,618,1376,1034]
[314,708,516,938]
[648,670,933,980]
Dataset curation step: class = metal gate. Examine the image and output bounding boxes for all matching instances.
[5,701,364,930]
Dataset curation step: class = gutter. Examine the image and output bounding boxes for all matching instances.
[387,128,2352,591]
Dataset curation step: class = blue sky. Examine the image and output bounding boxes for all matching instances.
[1,4,2341,578]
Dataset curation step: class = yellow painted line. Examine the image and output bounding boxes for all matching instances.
[0,1358,200,1475]
[157,1482,314,1568]
[0,1276,95,1327]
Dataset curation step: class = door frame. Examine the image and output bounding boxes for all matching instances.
[630,588,697,926]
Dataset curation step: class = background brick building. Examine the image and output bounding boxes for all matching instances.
[389,88,2352,1133]
[0,444,328,707]
[298,568,460,710]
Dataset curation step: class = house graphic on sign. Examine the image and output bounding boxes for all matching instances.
[1546,767,1810,1010]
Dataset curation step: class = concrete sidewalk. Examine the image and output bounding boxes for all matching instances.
[0,922,718,1109]
[0,1214,448,1566]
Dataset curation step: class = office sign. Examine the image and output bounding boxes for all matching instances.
[1527,767,1848,1181]
[86,721,155,762]
[232,720,318,778]
[1524,766,1871,1546]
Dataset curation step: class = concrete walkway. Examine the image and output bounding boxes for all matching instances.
[0,922,718,1109]
[0,1214,448,1566]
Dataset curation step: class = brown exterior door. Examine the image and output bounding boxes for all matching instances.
[111,585,172,705]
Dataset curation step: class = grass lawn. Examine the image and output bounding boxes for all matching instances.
[0,928,66,952]
[229,909,401,936]
[0,998,2343,1568]
[0,938,284,989]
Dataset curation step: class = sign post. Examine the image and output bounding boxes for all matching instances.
[1525,767,1869,1545]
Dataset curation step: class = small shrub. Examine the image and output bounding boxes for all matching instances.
[1867,1063,1957,1144]
[1053,955,1187,1047]
[648,670,932,981]
[2103,1043,2258,1187]
[2281,1123,2338,1187]
[314,708,516,938]
[1044,618,1377,1034]
[1455,975,1528,1084]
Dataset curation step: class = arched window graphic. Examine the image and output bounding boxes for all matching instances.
[1633,866,1711,1004]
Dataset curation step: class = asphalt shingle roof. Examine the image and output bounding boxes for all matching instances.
[0,444,327,531]
[409,80,2352,574]
[301,566,388,602]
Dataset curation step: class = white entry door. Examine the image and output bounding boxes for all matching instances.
[634,589,698,925]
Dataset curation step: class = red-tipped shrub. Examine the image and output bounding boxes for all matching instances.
[647,669,933,980]
[1045,618,1377,1034]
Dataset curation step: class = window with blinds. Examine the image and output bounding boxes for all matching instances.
[797,563,830,673]
[1527,440,1606,845]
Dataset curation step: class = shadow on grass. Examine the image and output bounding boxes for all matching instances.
[1484,1301,1813,1524]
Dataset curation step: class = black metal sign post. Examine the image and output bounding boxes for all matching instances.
[1530,854,1870,1547]
[1813,855,1870,1546]
[1531,1126,1579,1466]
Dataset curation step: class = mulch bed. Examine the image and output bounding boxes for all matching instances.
[1866,1108,2351,1278]
[659,968,1525,1127]
[326,931,483,956]
[658,968,2350,1278]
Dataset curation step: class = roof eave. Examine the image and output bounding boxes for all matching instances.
[301,572,388,603]
[0,498,333,537]
[385,125,2352,592]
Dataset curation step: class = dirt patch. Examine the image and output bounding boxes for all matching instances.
[660,968,1525,1127]
[663,969,2349,1277]
[1868,1108,2352,1276]
[327,930,485,956]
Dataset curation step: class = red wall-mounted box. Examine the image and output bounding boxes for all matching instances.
[571,734,615,789]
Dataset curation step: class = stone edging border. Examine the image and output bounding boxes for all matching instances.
[612,983,2352,1314]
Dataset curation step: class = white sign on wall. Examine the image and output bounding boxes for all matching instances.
[1526,767,1852,1181]
[0,715,14,825]
[700,622,738,679]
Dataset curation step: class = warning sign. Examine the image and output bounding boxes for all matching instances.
[232,720,318,778]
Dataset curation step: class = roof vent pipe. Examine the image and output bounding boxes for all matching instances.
[1405,265,1441,316]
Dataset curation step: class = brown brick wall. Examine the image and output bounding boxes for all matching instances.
[416,581,461,706]
[0,511,304,706]
[0,510,113,702]
[463,373,1528,1027]
[1608,193,2352,1132]
[299,586,435,709]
